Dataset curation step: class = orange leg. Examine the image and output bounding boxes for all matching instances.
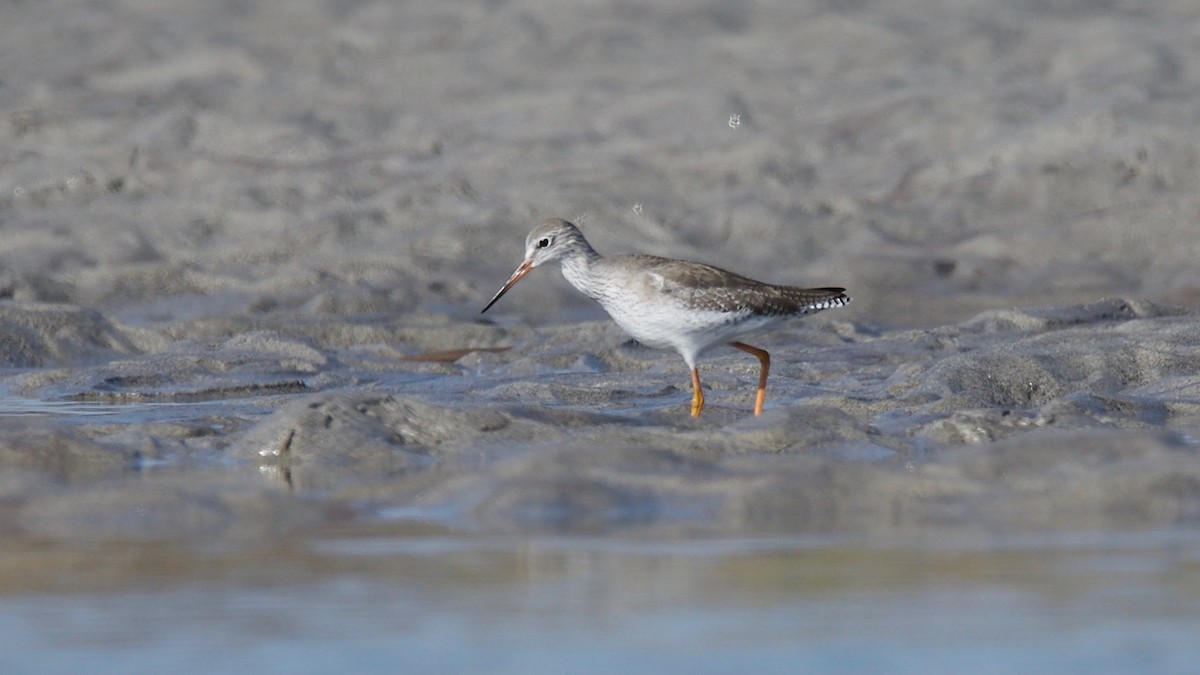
[731,342,770,416]
[690,366,705,417]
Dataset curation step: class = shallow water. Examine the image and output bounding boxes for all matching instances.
[2,311,1200,672]
[1,327,1199,671]
[2,529,1198,674]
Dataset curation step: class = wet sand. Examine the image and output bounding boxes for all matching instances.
[3,0,1200,671]
[3,296,1197,540]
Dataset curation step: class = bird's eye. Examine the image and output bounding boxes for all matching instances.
[537,237,551,249]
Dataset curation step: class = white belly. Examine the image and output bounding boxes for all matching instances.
[599,296,782,364]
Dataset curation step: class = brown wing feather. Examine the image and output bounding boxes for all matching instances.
[611,254,848,315]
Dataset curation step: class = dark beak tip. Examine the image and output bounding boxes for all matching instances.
[481,292,503,314]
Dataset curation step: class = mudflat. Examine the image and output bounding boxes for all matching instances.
[2,1,1199,671]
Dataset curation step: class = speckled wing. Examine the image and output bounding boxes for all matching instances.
[621,255,849,316]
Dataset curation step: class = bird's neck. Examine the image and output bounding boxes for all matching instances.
[559,244,603,299]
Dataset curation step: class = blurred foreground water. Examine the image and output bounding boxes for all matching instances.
[3,525,1199,674]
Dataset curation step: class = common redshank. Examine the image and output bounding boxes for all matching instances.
[481,218,849,417]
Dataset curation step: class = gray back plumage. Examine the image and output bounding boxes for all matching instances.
[607,254,848,317]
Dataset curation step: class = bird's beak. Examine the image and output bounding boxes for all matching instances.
[481,259,533,313]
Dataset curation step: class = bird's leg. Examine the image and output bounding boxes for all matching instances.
[731,342,770,416]
[690,366,705,417]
